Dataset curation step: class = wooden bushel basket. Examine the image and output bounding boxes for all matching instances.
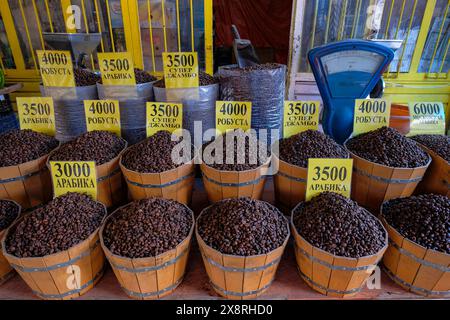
[196,207,290,300]
[291,203,388,298]
[200,157,271,203]
[100,203,195,300]
[344,141,431,212]
[0,148,57,210]
[47,138,128,208]
[1,204,107,300]
[0,200,20,285]
[120,146,196,205]
[380,210,450,298]
[414,144,449,197]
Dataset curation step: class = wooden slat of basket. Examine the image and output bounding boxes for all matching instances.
[413,250,450,293]
[201,241,226,294]
[112,254,141,295]
[328,256,359,297]
[368,165,393,209]
[252,164,268,200]
[160,169,179,200]
[351,155,373,206]
[173,237,191,286]
[242,255,267,299]
[120,165,146,200]
[258,246,284,295]
[18,159,46,208]
[384,168,413,201]
[177,161,194,203]
[0,166,30,208]
[155,249,178,298]
[310,248,333,295]
[43,250,73,297]
[294,231,313,283]
[289,164,307,207]
[238,169,256,198]
[201,163,221,202]
[67,237,95,297]
[220,171,239,199]
[222,254,245,299]
[397,238,427,285]
[132,256,157,299]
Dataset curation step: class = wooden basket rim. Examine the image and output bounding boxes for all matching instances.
[46,135,128,171]
[343,139,432,171]
[99,200,195,263]
[270,139,350,171]
[379,201,450,258]
[0,200,21,237]
[200,155,272,175]
[119,142,198,176]
[0,141,61,172]
[195,200,291,260]
[290,201,389,262]
[1,199,107,262]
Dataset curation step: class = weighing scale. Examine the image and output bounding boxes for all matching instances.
[308,40,396,143]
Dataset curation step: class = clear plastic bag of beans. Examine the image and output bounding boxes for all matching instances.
[153,84,219,147]
[218,64,286,144]
[97,82,156,145]
[40,85,98,142]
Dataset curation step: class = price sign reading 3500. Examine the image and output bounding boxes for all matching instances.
[283,101,320,137]
[215,101,252,134]
[162,52,199,88]
[306,158,353,201]
[98,52,136,86]
[146,102,183,137]
[17,97,56,136]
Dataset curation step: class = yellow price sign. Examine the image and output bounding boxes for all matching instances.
[16,97,56,136]
[50,161,98,200]
[84,100,121,136]
[37,50,75,87]
[146,102,183,137]
[305,158,353,201]
[353,99,391,136]
[283,101,320,138]
[162,52,199,88]
[408,102,446,136]
[215,101,252,134]
[98,52,136,86]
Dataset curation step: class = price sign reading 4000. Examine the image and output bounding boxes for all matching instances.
[353,99,391,136]
[215,101,252,134]
[84,100,121,136]
[37,50,75,87]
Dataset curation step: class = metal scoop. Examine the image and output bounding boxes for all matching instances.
[231,25,260,68]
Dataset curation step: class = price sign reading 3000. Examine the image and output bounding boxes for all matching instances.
[50,161,98,200]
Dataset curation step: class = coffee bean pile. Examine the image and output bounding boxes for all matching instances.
[103,198,192,258]
[411,134,450,162]
[49,130,126,165]
[202,129,269,171]
[279,130,349,167]
[122,130,193,173]
[382,194,449,254]
[0,200,19,231]
[134,68,157,84]
[197,197,289,256]
[0,129,59,167]
[153,71,217,88]
[5,193,106,258]
[346,127,429,168]
[293,192,386,258]
[74,68,100,86]
[236,63,282,72]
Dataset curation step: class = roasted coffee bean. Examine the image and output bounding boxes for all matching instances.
[5,193,106,257]
[121,130,193,173]
[279,130,349,167]
[0,200,20,231]
[346,127,429,168]
[293,192,386,258]
[74,68,100,86]
[411,134,450,162]
[197,197,289,256]
[103,198,192,258]
[382,194,449,254]
[0,129,59,167]
[134,68,157,84]
[49,130,126,165]
[153,71,217,88]
[202,129,269,171]
[232,63,281,72]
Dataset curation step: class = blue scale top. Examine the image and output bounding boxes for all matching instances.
[308,40,394,143]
